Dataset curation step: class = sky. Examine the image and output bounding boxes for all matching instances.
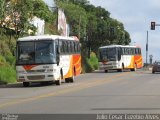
[44,0,160,63]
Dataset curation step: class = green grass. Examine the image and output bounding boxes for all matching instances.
[0,66,17,84]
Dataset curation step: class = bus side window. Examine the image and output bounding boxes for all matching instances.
[124,48,128,55]
[138,48,141,55]
[61,40,64,54]
[76,42,79,53]
[78,43,80,53]
[59,40,62,54]
[65,41,68,54]
[74,42,76,53]
[132,48,135,55]
[70,41,73,53]
[68,41,70,53]
[71,41,74,53]
[118,47,121,61]
[67,40,70,54]
[122,48,124,55]
[135,48,138,55]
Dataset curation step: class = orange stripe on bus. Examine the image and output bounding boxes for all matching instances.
[23,65,37,70]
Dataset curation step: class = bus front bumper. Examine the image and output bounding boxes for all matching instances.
[99,62,119,70]
[17,73,57,82]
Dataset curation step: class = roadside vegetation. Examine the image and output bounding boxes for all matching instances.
[0,0,131,84]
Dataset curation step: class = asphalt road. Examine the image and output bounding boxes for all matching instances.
[0,69,160,116]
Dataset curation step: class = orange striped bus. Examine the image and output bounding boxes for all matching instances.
[99,45,143,72]
[16,35,81,87]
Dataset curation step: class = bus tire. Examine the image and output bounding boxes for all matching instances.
[65,78,70,83]
[23,82,30,87]
[119,64,124,72]
[104,70,108,73]
[70,67,76,83]
[133,64,137,71]
[56,71,62,85]
[69,76,75,83]
[55,79,61,85]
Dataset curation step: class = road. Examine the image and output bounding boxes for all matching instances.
[0,70,160,117]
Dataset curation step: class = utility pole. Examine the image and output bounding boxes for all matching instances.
[146,31,148,65]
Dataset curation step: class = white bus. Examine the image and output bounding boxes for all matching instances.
[16,35,81,87]
[99,45,143,72]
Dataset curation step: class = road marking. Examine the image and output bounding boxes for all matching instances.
[0,72,130,109]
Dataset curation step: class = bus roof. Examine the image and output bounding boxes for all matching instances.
[99,45,138,49]
[17,35,78,41]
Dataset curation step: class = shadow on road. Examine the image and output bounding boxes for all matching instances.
[92,69,131,73]
[0,81,60,88]
[91,107,160,111]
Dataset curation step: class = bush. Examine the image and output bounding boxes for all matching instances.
[0,66,17,84]
[84,52,99,73]
[0,55,16,84]
[5,55,16,67]
[0,55,9,66]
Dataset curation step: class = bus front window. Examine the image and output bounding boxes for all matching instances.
[17,41,56,65]
[107,48,117,61]
[100,48,117,61]
[17,42,35,64]
[35,41,56,64]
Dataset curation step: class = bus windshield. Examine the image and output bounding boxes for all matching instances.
[16,40,56,65]
[99,47,117,61]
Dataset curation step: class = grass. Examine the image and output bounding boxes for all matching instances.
[0,66,17,84]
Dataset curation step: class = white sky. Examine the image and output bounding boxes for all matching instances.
[44,0,160,62]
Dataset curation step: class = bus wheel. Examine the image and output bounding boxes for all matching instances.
[69,76,75,83]
[65,78,70,83]
[23,82,30,87]
[131,64,137,71]
[69,68,76,83]
[133,64,137,71]
[55,79,61,85]
[119,64,124,72]
[104,70,108,73]
[55,72,62,85]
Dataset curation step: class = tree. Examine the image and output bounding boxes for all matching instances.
[55,0,131,55]
[5,0,55,37]
[56,1,87,39]
[33,0,54,22]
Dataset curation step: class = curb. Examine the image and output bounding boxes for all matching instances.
[0,82,21,88]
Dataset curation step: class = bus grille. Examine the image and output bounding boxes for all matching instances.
[27,75,45,80]
[27,69,45,73]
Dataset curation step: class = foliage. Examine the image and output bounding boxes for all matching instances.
[84,52,98,73]
[55,0,131,56]
[44,22,58,34]
[56,1,87,39]
[0,66,17,84]
[5,55,16,67]
[0,55,16,84]
[32,0,54,22]
[0,55,8,66]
